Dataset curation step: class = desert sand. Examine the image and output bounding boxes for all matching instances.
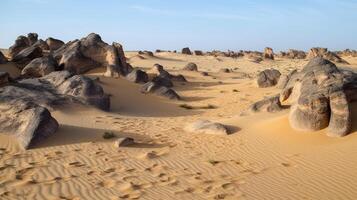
[1,51,357,200]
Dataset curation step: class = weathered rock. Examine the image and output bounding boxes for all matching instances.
[0,99,58,149]
[27,33,39,45]
[257,69,281,88]
[46,37,65,51]
[125,69,148,83]
[34,39,50,51]
[277,49,306,59]
[280,57,355,137]
[0,51,7,64]
[201,72,209,76]
[307,47,348,64]
[219,68,231,73]
[184,120,228,135]
[182,47,192,55]
[183,62,198,71]
[152,64,187,82]
[9,36,30,59]
[11,45,43,67]
[264,47,274,60]
[249,95,283,113]
[54,33,129,76]
[0,72,10,86]
[21,56,58,77]
[152,76,173,87]
[194,50,203,56]
[141,81,180,100]
[138,51,154,57]
[114,137,135,147]
[276,70,298,89]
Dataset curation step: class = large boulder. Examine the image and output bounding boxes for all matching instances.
[249,95,283,113]
[307,47,348,64]
[46,37,65,51]
[8,33,41,59]
[125,69,148,84]
[21,56,58,77]
[141,81,180,100]
[263,47,274,60]
[0,51,7,64]
[182,47,192,55]
[280,57,356,137]
[11,45,43,67]
[257,69,281,88]
[54,33,130,76]
[0,99,58,149]
[183,62,198,71]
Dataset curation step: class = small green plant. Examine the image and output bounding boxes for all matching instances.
[103,131,116,139]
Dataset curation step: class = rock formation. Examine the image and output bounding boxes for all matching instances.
[182,47,192,55]
[307,47,349,64]
[264,47,274,60]
[257,69,281,88]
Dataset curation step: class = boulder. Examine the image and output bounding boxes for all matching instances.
[257,69,281,88]
[141,81,180,100]
[182,47,192,55]
[33,39,50,51]
[276,69,298,89]
[183,62,198,71]
[219,68,231,73]
[249,95,283,113]
[114,137,135,147]
[125,69,149,83]
[11,45,43,67]
[46,37,65,51]
[184,120,228,135]
[138,51,154,57]
[280,57,356,137]
[8,33,42,59]
[21,56,58,77]
[152,63,187,82]
[264,47,274,60]
[54,33,130,76]
[27,33,39,45]
[194,50,203,56]
[0,99,58,149]
[0,51,7,64]
[152,76,173,87]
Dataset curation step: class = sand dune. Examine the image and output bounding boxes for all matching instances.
[1,53,357,199]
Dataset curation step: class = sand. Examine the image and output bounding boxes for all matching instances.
[1,53,357,199]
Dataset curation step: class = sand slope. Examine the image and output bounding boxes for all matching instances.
[1,53,357,199]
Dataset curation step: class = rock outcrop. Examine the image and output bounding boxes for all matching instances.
[280,57,357,137]
[125,69,149,84]
[0,51,7,64]
[257,69,281,88]
[0,72,10,86]
[277,49,306,59]
[53,33,130,76]
[307,47,349,64]
[11,45,43,67]
[194,50,203,56]
[249,95,283,113]
[264,47,274,60]
[141,81,180,100]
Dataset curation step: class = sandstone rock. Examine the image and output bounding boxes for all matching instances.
[249,95,283,113]
[114,137,135,147]
[0,99,58,149]
[9,35,31,58]
[11,45,43,66]
[46,37,65,51]
[152,63,187,82]
[307,47,348,64]
[201,72,209,76]
[194,50,203,56]
[21,56,58,77]
[152,76,173,87]
[141,81,180,100]
[184,120,228,135]
[219,68,231,73]
[257,69,281,88]
[125,69,148,83]
[276,69,298,89]
[183,62,198,71]
[27,33,38,45]
[264,47,274,60]
[182,47,192,55]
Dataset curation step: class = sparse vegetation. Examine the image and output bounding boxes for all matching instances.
[102,131,116,139]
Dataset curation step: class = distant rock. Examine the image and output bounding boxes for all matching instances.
[46,37,65,51]
[277,49,306,59]
[184,120,228,135]
[151,63,187,83]
[182,47,192,55]
[183,62,198,71]
[257,69,281,88]
[138,51,154,57]
[263,47,274,60]
[125,69,149,84]
[21,56,58,77]
[0,99,58,149]
[307,47,348,64]
[194,50,203,56]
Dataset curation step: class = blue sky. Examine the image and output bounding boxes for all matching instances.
[1,0,357,51]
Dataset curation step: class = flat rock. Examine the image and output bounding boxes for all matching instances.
[184,120,228,136]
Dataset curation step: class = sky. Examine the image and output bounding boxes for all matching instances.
[1,0,357,51]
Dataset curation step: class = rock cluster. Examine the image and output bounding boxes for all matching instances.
[307,47,349,64]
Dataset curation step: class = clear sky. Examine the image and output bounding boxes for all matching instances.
[1,0,357,51]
